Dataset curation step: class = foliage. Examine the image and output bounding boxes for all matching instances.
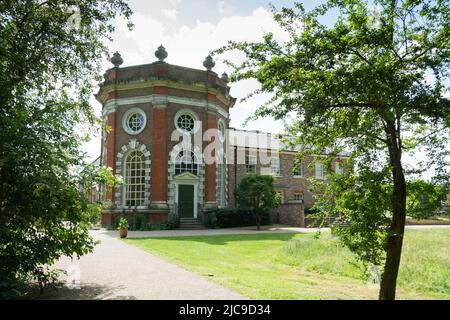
[235,174,281,230]
[133,212,146,230]
[85,204,102,226]
[205,208,271,229]
[80,166,123,225]
[215,0,450,299]
[304,206,320,216]
[113,213,179,231]
[406,180,447,219]
[313,165,392,268]
[118,217,129,230]
[0,0,131,298]
[80,166,123,198]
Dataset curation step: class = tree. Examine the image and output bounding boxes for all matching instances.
[235,174,281,230]
[79,166,123,225]
[216,0,450,299]
[0,0,131,297]
[406,179,447,219]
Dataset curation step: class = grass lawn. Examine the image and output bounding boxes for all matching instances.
[124,228,450,300]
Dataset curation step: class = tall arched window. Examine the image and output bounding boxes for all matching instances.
[124,150,146,207]
[175,150,198,175]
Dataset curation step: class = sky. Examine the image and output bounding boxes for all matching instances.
[81,0,448,180]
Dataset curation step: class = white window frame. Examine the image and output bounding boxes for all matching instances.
[124,150,146,208]
[245,155,257,173]
[293,161,303,177]
[271,158,281,176]
[335,162,344,174]
[217,118,226,142]
[315,162,325,180]
[122,108,147,135]
[174,109,200,134]
[293,193,304,203]
[175,150,199,176]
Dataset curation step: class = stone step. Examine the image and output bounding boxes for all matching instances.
[179,223,205,227]
[178,218,205,230]
[178,226,206,230]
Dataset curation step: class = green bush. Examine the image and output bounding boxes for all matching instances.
[305,206,320,216]
[407,180,447,219]
[113,213,178,231]
[205,208,271,228]
[118,217,129,230]
[133,212,146,231]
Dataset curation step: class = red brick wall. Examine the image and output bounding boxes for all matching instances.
[151,107,168,202]
[105,112,116,202]
[205,113,217,203]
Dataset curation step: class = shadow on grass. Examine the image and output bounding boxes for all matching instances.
[125,232,300,245]
[24,282,134,300]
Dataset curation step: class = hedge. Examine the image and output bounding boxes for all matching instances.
[111,212,179,231]
[204,208,271,228]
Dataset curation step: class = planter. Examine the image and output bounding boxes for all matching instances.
[119,228,128,238]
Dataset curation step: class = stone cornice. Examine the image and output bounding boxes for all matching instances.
[96,80,233,108]
[102,94,230,119]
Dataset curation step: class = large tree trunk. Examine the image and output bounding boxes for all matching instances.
[379,119,407,300]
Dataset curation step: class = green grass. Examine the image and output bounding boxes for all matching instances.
[124,228,450,300]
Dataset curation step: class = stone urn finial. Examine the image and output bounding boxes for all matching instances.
[155,45,168,62]
[221,72,229,83]
[110,51,123,68]
[203,55,215,71]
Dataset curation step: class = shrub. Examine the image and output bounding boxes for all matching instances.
[305,206,320,216]
[235,174,280,230]
[407,180,447,219]
[113,213,178,231]
[205,208,271,228]
[133,212,146,231]
[118,217,129,230]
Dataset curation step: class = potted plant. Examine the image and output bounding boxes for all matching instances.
[118,217,129,238]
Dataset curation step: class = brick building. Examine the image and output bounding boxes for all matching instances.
[97,47,348,228]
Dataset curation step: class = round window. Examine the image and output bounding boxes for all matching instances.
[123,108,146,135]
[177,113,195,132]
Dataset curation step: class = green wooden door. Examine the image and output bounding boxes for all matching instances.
[178,185,194,217]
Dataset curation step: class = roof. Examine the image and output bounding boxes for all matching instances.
[97,61,235,107]
[227,128,350,157]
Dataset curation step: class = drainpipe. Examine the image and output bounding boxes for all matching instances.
[234,145,237,208]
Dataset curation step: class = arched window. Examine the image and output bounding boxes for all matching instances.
[175,150,198,175]
[124,150,146,207]
[122,108,146,135]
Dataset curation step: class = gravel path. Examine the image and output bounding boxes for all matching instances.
[39,230,246,300]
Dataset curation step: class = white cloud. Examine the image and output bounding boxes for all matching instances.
[169,0,182,6]
[217,1,234,15]
[161,9,178,21]
[113,7,289,69]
